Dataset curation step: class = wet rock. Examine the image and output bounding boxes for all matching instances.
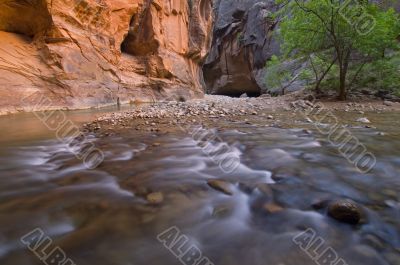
[207,179,234,195]
[356,117,371,123]
[263,203,284,213]
[327,200,362,224]
[146,192,164,204]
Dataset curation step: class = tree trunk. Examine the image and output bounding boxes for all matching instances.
[338,68,347,100]
[315,80,322,95]
[339,79,346,100]
[338,51,350,101]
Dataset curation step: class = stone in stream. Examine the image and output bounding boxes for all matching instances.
[263,203,284,213]
[356,117,371,123]
[207,179,234,195]
[146,192,164,204]
[327,200,362,225]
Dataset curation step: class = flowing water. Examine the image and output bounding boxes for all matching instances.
[0,107,400,265]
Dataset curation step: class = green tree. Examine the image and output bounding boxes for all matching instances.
[276,0,400,100]
[265,55,295,94]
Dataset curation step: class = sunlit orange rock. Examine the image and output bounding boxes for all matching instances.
[0,0,213,114]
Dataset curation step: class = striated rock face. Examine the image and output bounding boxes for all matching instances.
[0,0,213,114]
[203,0,279,97]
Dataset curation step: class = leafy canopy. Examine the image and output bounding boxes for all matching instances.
[273,0,400,99]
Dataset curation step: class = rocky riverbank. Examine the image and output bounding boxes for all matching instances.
[84,93,400,135]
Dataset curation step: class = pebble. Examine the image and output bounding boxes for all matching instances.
[207,179,234,195]
[146,192,164,204]
[327,200,362,224]
[264,203,284,213]
[356,117,371,123]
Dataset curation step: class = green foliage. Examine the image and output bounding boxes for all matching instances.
[275,0,400,99]
[298,68,314,85]
[265,55,292,92]
[358,51,400,92]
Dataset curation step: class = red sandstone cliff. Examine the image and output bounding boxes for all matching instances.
[0,0,213,114]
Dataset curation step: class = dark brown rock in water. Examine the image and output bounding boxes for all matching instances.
[327,200,361,225]
[207,179,234,195]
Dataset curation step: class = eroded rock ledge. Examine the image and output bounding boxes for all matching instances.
[0,0,213,115]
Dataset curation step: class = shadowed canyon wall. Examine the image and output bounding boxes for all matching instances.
[203,0,279,97]
[0,0,213,114]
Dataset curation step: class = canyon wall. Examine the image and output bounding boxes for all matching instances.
[0,0,213,114]
[203,0,279,97]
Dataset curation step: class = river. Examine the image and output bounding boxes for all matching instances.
[0,107,399,265]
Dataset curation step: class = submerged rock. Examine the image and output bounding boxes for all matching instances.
[207,179,234,195]
[263,203,284,213]
[146,192,164,205]
[327,200,362,225]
